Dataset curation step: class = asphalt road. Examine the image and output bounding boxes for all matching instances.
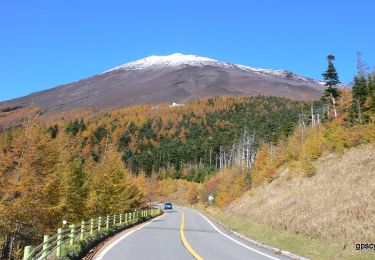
[95,207,291,260]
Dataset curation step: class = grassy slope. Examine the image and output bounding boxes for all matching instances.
[212,143,375,260]
[205,209,374,260]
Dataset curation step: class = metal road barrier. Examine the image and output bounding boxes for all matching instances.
[23,208,162,260]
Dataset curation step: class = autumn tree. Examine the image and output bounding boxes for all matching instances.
[251,144,274,187]
[57,132,88,223]
[215,168,249,208]
[87,145,144,216]
[0,120,59,258]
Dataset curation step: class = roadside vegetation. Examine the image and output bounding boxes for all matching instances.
[206,208,375,260]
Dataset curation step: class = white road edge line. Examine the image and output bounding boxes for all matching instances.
[185,208,282,260]
[95,214,164,260]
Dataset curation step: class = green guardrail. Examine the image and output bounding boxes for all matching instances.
[23,208,161,260]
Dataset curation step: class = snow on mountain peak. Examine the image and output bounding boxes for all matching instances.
[106,53,218,72]
[103,53,323,85]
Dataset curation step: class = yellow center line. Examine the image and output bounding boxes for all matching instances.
[180,210,204,260]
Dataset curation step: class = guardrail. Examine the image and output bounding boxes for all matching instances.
[23,208,161,260]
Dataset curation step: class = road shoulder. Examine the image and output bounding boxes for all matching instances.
[186,207,309,260]
[85,213,164,260]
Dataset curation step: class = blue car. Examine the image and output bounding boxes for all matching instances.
[164,202,173,210]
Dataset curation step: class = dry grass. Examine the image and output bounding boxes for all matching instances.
[205,208,375,260]
[226,143,375,257]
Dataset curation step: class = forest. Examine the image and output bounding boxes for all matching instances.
[0,95,317,258]
[61,96,321,179]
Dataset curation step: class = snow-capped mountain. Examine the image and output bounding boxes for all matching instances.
[106,53,323,86]
[1,53,325,113]
[105,53,218,71]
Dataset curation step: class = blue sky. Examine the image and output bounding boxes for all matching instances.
[1,0,374,101]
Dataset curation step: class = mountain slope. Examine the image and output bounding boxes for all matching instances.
[220,143,375,260]
[2,53,324,113]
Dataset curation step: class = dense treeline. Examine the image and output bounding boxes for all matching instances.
[62,96,318,180]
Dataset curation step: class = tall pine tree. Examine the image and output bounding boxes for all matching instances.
[322,55,341,117]
[350,52,372,123]
[368,74,375,113]
[350,76,368,123]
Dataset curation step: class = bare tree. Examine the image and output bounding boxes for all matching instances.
[356,51,369,78]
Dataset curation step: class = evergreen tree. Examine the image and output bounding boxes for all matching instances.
[322,55,341,98]
[66,119,86,137]
[47,124,59,138]
[350,75,368,123]
[92,126,108,143]
[322,55,341,117]
[350,52,370,124]
[367,74,375,113]
[350,53,374,123]
[118,132,131,151]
